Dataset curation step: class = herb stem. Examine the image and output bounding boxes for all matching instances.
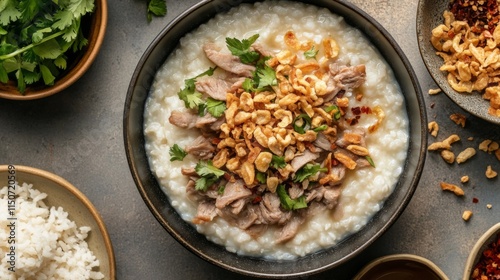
[0,30,66,61]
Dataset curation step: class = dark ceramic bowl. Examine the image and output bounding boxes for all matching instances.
[417,0,500,125]
[124,0,427,278]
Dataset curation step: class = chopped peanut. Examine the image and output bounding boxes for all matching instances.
[450,113,466,127]
[486,165,498,179]
[440,150,455,164]
[428,88,442,95]
[428,121,439,137]
[462,210,473,221]
[460,175,469,183]
[440,182,465,196]
[456,147,476,164]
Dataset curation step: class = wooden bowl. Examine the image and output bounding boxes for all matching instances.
[0,165,116,279]
[0,0,108,100]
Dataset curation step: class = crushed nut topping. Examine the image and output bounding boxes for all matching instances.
[441,181,465,196]
[431,0,500,117]
[167,32,378,243]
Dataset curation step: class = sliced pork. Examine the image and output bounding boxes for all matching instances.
[185,135,215,159]
[215,180,252,208]
[203,43,255,77]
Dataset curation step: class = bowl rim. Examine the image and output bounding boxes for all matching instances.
[463,223,500,280]
[0,0,108,101]
[353,254,450,280]
[124,0,427,277]
[0,164,116,279]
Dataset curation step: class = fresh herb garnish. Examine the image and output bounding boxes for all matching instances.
[146,0,167,22]
[277,184,308,211]
[169,144,187,162]
[293,113,312,134]
[366,155,376,167]
[177,67,217,113]
[206,97,226,118]
[257,64,277,89]
[256,171,267,184]
[313,125,328,132]
[325,105,342,120]
[270,155,287,169]
[225,34,260,64]
[293,164,328,183]
[217,185,225,195]
[304,46,318,59]
[194,160,225,191]
[0,0,95,93]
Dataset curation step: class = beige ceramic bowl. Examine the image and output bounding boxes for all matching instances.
[353,254,449,280]
[0,0,107,100]
[0,165,115,279]
[463,223,500,280]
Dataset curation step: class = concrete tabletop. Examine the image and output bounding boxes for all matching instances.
[1,0,499,279]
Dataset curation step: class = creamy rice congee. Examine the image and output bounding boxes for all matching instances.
[144,1,409,260]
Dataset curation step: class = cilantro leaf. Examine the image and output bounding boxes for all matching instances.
[257,65,276,89]
[304,45,318,59]
[277,185,308,211]
[177,67,216,109]
[195,161,225,178]
[270,155,286,169]
[169,144,187,162]
[194,161,225,192]
[206,97,226,118]
[226,34,260,64]
[147,0,167,22]
[178,87,204,109]
[293,164,328,183]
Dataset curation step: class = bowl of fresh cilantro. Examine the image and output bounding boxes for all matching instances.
[0,0,107,100]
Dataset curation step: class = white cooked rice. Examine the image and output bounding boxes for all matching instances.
[144,1,409,260]
[0,183,104,280]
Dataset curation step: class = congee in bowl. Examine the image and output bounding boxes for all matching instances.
[125,0,425,276]
[145,1,408,259]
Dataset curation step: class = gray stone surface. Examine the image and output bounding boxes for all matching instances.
[1,1,499,279]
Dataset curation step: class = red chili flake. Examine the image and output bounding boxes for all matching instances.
[223,173,232,181]
[473,197,479,203]
[351,106,362,115]
[212,138,222,145]
[252,196,262,204]
[361,106,372,114]
[471,233,500,279]
[450,0,500,35]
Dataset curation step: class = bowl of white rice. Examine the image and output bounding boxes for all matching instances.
[0,165,115,280]
[124,0,427,278]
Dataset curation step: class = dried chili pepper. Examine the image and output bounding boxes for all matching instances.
[471,233,500,279]
[449,0,500,34]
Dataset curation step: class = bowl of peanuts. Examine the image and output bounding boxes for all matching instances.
[417,0,500,124]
